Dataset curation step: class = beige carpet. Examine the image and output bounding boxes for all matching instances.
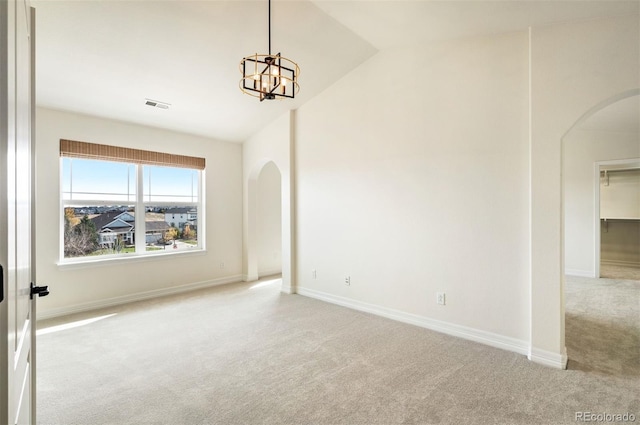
[36,275,639,425]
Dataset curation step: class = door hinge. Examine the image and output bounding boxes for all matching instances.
[30,282,49,299]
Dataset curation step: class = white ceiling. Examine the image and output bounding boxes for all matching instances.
[313,0,639,50]
[33,0,639,143]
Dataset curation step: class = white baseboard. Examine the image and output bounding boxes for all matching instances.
[280,284,293,295]
[565,268,596,278]
[529,346,568,369]
[37,274,243,321]
[243,274,259,282]
[297,287,529,358]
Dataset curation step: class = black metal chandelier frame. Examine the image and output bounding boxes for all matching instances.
[239,0,300,101]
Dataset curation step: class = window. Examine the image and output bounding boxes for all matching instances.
[60,139,205,261]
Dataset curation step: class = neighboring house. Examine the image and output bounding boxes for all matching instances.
[89,211,170,246]
[90,211,135,246]
[164,207,196,229]
[144,221,170,244]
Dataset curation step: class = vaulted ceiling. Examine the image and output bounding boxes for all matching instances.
[33,0,639,143]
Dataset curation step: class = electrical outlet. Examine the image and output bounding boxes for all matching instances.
[436,292,446,305]
[220,262,225,269]
[345,276,351,286]
[312,269,317,279]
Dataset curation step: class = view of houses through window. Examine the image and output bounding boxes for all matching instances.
[61,150,203,260]
[63,206,199,257]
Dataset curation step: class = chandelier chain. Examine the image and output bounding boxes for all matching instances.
[268,0,271,55]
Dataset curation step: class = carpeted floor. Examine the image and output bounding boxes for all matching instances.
[36,275,639,425]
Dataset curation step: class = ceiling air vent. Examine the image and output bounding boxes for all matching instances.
[145,98,170,110]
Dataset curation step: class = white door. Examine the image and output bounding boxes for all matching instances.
[1,0,39,424]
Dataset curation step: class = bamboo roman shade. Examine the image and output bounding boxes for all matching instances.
[60,139,205,170]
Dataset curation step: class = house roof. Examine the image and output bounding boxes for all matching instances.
[102,220,134,232]
[165,207,195,214]
[90,211,133,231]
[90,211,170,233]
[146,221,170,232]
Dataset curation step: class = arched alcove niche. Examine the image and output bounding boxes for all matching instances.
[245,157,294,294]
[256,161,283,278]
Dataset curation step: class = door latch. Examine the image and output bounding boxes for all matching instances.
[30,282,49,299]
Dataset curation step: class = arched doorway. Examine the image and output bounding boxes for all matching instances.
[561,90,639,371]
[563,90,639,278]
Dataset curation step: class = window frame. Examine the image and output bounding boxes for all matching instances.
[59,148,206,265]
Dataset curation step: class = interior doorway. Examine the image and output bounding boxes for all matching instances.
[563,93,640,280]
[562,91,640,373]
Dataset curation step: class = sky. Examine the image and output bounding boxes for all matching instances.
[62,158,198,203]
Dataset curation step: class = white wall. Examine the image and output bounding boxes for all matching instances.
[530,15,639,365]
[601,169,640,219]
[563,130,640,276]
[295,31,531,348]
[35,107,243,318]
[277,15,638,368]
[257,161,282,276]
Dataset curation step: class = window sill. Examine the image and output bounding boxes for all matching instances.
[57,248,207,270]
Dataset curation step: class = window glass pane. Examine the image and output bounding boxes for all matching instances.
[62,158,136,202]
[143,166,198,203]
[63,206,135,258]
[145,206,198,252]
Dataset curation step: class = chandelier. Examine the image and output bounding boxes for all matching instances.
[239,0,300,101]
